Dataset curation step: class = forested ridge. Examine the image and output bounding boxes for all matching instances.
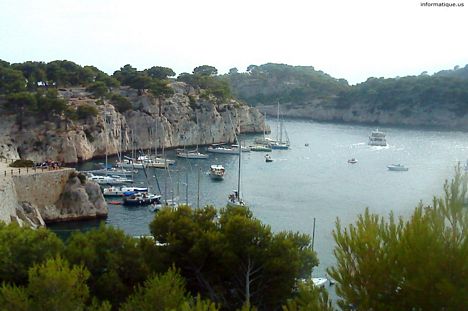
[0,60,233,127]
[223,63,468,115]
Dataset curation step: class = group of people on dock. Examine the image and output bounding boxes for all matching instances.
[35,160,62,169]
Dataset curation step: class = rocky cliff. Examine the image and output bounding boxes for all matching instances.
[0,167,107,226]
[0,82,268,163]
[257,100,468,131]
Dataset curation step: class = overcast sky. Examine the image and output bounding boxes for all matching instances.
[1,0,467,84]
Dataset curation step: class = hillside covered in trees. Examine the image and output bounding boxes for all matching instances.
[0,60,266,163]
[222,63,468,130]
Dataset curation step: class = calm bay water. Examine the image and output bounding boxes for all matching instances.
[49,119,468,278]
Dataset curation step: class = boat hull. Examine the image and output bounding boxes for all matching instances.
[387,165,408,171]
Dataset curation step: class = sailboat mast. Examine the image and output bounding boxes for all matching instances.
[104,105,108,176]
[237,139,241,199]
[276,102,280,142]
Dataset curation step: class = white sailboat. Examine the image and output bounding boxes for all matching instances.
[177,113,208,159]
[227,139,246,207]
[270,103,290,150]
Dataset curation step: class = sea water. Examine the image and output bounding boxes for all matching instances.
[49,119,468,280]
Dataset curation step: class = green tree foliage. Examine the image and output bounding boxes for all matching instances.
[5,92,37,129]
[435,64,468,80]
[0,285,30,311]
[282,280,333,311]
[76,104,99,120]
[113,64,138,86]
[0,66,26,94]
[65,225,150,307]
[27,257,90,311]
[11,61,47,91]
[328,166,468,310]
[177,72,232,100]
[86,81,109,98]
[35,88,68,119]
[149,79,174,98]
[145,66,176,80]
[0,258,92,311]
[0,223,64,285]
[120,268,218,311]
[149,205,318,310]
[110,94,132,113]
[224,63,348,106]
[338,75,468,113]
[193,65,218,76]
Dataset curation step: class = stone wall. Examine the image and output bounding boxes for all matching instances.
[0,166,107,227]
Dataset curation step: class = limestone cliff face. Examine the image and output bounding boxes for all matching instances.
[0,82,268,163]
[50,173,107,222]
[0,169,108,226]
[257,100,468,130]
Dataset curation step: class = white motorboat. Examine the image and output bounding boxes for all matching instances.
[348,158,358,164]
[88,174,133,185]
[312,277,328,288]
[115,158,145,169]
[137,155,175,165]
[265,154,273,162]
[250,144,272,152]
[209,165,225,180]
[387,164,409,171]
[207,145,239,155]
[102,186,148,197]
[369,129,387,146]
[176,149,209,159]
[145,160,169,169]
[84,167,136,177]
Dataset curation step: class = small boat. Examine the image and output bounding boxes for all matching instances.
[387,164,409,171]
[207,145,239,155]
[270,142,289,150]
[227,190,246,207]
[102,186,148,197]
[305,143,309,147]
[115,158,145,169]
[312,277,328,288]
[231,144,251,152]
[369,129,387,146]
[348,158,358,164]
[250,145,272,152]
[265,154,273,162]
[87,174,133,185]
[123,192,163,206]
[209,165,225,180]
[176,149,209,159]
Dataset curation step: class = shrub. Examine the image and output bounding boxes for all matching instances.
[9,159,34,167]
[76,104,98,120]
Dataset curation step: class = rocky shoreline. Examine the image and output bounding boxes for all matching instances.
[0,159,107,227]
[0,82,268,226]
[257,101,468,131]
[0,83,268,164]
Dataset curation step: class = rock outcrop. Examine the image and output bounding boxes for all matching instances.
[47,172,107,222]
[0,82,268,163]
[0,167,107,226]
[257,100,468,131]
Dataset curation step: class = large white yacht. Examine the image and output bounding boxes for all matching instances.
[368,129,387,146]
